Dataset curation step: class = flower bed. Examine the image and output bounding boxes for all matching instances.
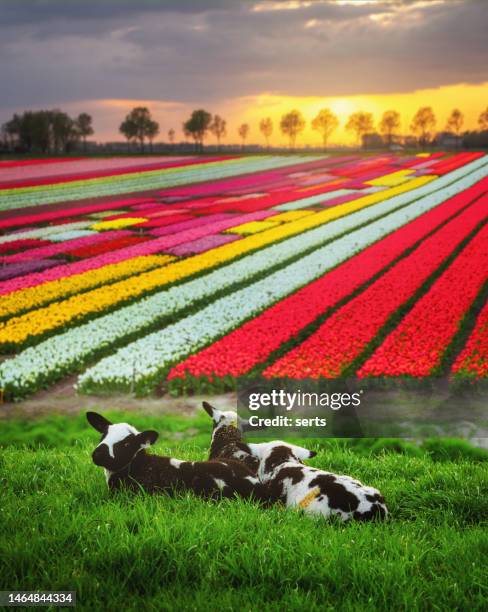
[0,259,60,283]
[78,174,488,395]
[0,230,132,264]
[0,155,313,211]
[358,221,488,377]
[0,255,173,319]
[451,300,488,379]
[262,196,488,379]
[68,235,151,259]
[0,174,440,346]
[0,153,487,400]
[167,177,488,387]
[0,238,51,255]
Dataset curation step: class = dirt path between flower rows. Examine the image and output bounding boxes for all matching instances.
[0,375,236,420]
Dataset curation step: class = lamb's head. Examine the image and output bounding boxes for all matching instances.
[247,441,316,480]
[86,412,158,472]
[202,401,245,437]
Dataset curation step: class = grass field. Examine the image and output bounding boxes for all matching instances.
[1,411,487,611]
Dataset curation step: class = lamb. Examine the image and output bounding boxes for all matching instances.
[247,440,388,522]
[86,411,268,502]
[202,401,259,474]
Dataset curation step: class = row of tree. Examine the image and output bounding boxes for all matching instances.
[119,105,488,152]
[3,105,488,153]
[2,110,94,153]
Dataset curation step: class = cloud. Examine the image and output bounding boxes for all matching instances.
[0,0,230,25]
[0,0,486,114]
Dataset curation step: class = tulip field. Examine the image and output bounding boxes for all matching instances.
[0,152,487,400]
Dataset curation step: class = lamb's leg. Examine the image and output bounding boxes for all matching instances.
[190,474,225,500]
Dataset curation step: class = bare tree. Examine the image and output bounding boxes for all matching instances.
[168,128,176,145]
[280,110,305,149]
[311,109,339,151]
[446,109,464,149]
[410,107,436,150]
[478,106,488,131]
[345,111,374,148]
[210,115,227,150]
[238,123,250,149]
[379,110,401,148]
[259,117,273,149]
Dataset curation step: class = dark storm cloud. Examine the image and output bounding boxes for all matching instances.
[0,0,487,109]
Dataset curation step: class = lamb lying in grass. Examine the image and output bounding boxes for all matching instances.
[202,403,387,521]
[247,440,388,522]
[202,401,259,474]
[86,411,268,502]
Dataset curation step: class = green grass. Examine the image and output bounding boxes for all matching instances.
[1,412,487,611]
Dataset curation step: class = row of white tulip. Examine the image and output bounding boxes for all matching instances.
[0,221,94,245]
[1,155,486,399]
[47,229,98,242]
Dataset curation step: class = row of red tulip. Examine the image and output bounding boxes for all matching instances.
[69,235,152,259]
[0,238,51,255]
[451,300,488,379]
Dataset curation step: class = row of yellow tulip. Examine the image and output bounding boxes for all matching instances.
[0,255,173,320]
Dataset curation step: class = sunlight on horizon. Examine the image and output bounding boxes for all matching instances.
[63,81,488,146]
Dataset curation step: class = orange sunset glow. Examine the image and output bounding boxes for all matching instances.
[60,81,488,146]
[1,0,487,146]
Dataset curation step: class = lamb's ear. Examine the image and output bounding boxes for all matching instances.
[86,411,112,434]
[202,401,222,423]
[202,401,214,417]
[137,430,159,447]
[290,443,316,460]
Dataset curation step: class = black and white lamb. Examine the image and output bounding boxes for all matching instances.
[202,401,259,474]
[247,441,388,522]
[86,411,268,502]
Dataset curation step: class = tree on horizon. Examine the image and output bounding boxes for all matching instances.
[379,110,401,147]
[478,107,488,131]
[410,106,436,150]
[345,111,374,148]
[168,128,176,145]
[238,123,250,149]
[76,113,94,152]
[259,117,273,149]
[446,108,464,149]
[146,119,160,153]
[119,107,158,153]
[280,110,305,149]
[210,115,227,150]
[2,109,81,153]
[311,108,339,151]
[183,109,212,152]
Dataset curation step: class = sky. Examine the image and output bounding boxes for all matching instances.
[0,0,487,145]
